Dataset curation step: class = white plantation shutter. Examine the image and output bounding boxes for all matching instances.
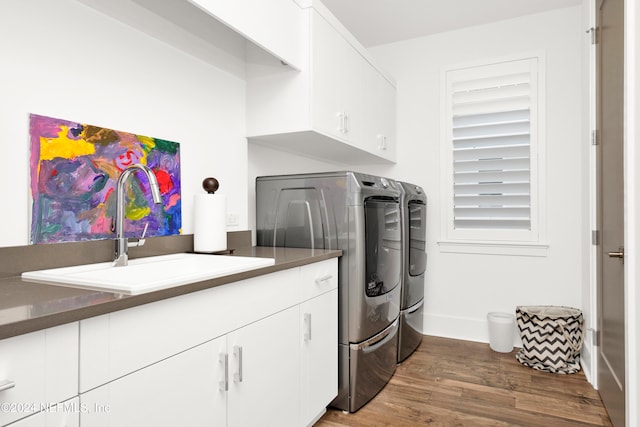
[443,56,542,243]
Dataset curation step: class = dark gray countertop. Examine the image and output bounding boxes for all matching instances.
[0,246,341,340]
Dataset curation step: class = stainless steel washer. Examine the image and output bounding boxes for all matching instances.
[398,181,427,363]
[256,171,401,412]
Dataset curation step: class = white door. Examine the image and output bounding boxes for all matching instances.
[299,289,338,426]
[311,12,350,141]
[596,0,626,425]
[227,306,300,427]
[80,338,225,427]
[4,398,79,427]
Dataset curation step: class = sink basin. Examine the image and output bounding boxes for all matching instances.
[22,253,275,295]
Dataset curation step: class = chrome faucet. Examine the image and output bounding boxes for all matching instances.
[113,164,163,267]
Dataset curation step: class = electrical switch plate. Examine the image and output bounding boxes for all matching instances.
[226,213,240,226]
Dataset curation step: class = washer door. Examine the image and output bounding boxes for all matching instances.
[364,198,402,298]
[347,198,401,344]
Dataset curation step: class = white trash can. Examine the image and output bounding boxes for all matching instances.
[487,312,515,353]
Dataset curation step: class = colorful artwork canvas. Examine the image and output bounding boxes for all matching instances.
[29,114,181,244]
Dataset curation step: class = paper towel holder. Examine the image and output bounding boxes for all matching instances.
[202,177,219,194]
[193,176,234,255]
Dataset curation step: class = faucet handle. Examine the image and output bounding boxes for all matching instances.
[129,223,149,248]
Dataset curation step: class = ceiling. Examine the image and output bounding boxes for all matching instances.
[320,0,582,48]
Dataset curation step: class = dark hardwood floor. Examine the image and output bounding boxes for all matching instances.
[316,335,613,427]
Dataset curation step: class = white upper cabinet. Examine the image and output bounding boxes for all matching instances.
[187,0,304,69]
[77,0,303,74]
[247,5,397,164]
[76,0,396,163]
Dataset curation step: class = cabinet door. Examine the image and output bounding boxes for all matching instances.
[311,11,350,142]
[80,267,299,392]
[188,0,303,68]
[1,397,79,427]
[80,338,225,427]
[0,323,78,427]
[227,306,300,427]
[299,289,338,426]
[365,72,396,161]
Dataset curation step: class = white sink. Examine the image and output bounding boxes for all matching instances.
[22,253,275,295]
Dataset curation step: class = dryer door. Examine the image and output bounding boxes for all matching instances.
[407,200,427,277]
[403,200,427,308]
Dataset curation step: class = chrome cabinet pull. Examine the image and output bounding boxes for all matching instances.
[0,380,15,392]
[304,313,312,342]
[233,345,243,383]
[314,274,333,285]
[218,353,228,391]
[337,112,345,133]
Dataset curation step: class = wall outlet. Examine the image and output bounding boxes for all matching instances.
[226,213,240,226]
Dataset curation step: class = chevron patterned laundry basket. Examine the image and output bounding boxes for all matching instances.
[515,306,584,374]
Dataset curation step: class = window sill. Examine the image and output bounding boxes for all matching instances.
[437,240,549,257]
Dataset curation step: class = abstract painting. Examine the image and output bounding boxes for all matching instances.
[29,114,181,244]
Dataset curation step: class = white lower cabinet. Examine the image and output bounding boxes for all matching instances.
[226,306,300,427]
[80,306,301,427]
[80,338,224,426]
[300,289,338,426]
[5,398,79,427]
[0,323,78,427]
[77,258,338,427]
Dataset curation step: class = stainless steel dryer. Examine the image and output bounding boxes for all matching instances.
[397,181,427,362]
[256,171,402,412]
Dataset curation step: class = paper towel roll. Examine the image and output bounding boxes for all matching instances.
[193,193,227,253]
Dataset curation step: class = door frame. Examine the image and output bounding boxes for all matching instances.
[623,2,640,427]
[586,0,639,425]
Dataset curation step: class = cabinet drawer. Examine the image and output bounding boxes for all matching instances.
[299,258,338,302]
[80,267,299,392]
[0,323,78,426]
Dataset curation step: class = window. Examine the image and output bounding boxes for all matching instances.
[440,54,546,254]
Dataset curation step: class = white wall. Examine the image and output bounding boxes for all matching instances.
[367,6,588,343]
[0,0,248,248]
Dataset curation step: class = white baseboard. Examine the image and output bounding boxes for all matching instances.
[423,312,522,348]
[580,332,597,387]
